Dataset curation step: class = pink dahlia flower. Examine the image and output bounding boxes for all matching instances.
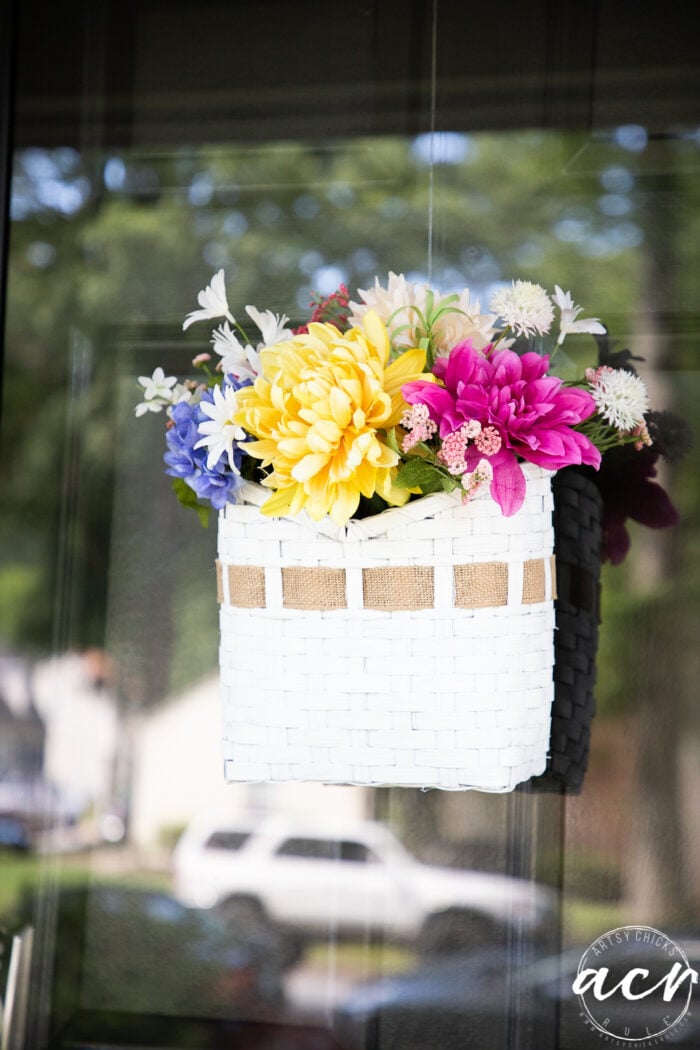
[402,341,600,515]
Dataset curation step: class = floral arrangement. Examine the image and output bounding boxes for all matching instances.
[136,269,681,552]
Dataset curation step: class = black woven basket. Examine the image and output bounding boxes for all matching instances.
[525,467,603,794]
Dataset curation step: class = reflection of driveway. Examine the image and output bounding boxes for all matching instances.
[285,944,414,1016]
[332,940,700,1050]
[287,961,367,1015]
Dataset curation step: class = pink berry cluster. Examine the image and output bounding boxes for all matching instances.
[437,420,502,475]
[461,458,494,502]
[400,403,438,451]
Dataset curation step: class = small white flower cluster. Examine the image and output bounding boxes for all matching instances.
[489,280,555,337]
[134,367,192,417]
[585,366,650,432]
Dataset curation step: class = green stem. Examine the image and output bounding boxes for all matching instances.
[491,325,512,350]
[233,319,250,344]
[549,338,563,362]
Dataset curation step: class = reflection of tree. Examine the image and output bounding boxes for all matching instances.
[622,167,693,923]
[1,133,698,733]
[105,376,218,708]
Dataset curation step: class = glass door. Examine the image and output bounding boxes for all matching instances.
[1,2,698,1047]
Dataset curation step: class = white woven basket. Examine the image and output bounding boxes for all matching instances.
[217,463,556,792]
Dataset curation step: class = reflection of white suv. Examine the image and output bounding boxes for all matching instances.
[173,815,553,948]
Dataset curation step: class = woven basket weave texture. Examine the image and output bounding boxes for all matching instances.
[525,467,602,794]
[218,463,556,792]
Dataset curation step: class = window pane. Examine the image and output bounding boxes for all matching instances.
[1,3,698,1049]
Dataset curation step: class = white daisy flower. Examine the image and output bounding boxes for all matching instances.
[171,383,194,405]
[245,305,293,347]
[194,383,247,471]
[211,321,258,380]
[489,280,555,337]
[552,286,606,346]
[134,400,164,418]
[183,269,235,330]
[138,366,177,400]
[134,367,177,416]
[589,367,650,431]
[211,321,243,358]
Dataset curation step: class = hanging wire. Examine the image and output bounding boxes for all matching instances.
[426,0,438,282]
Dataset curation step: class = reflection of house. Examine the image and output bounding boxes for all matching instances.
[0,654,45,781]
[130,675,367,847]
[31,652,121,816]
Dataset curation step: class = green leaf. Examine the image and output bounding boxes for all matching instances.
[387,304,426,329]
[394,459,449,491]
[194,503,211,528]
[419,474,449,494]
[548,348,579,381]
[408,442,433,459]
[440,474,460,493]
[385,427,401,454]
[172,478,211,528]
[426,295,460,324]
[430,303,465,323]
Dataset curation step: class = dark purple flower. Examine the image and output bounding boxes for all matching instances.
[596,447,679,564]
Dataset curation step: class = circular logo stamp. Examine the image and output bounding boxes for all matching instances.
[573,926,697,1045]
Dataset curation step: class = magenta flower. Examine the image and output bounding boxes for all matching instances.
[402,341,600,515]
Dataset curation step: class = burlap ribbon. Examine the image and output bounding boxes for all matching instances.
[217,557,556,611]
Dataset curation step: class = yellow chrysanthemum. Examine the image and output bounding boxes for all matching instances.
[234,311,430,525]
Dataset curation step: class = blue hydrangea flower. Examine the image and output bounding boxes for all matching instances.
[164,377,251,510]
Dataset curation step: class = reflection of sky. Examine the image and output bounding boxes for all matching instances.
[614,124,648,152]
[25,241,56,268]
[188,172,214,206]
[103,156,126,190]
[411,132,477,166]
[600,166,634,193]
[12,146,90,219]
[311,264,347,296]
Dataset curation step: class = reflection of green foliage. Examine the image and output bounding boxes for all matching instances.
[0,564,43,644]
[169,552,219,692]
[172,477,211,527]
[0,854,169,924]
[2,131,697,714]
[563,900,624,947]
[539,848,623,902]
